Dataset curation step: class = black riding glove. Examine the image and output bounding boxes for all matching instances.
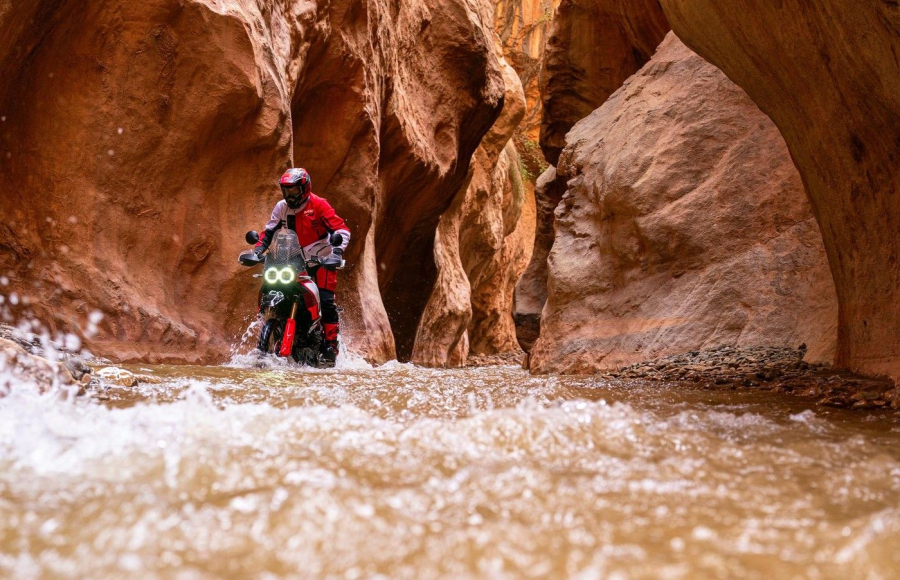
[332,247,343,256]
[253,246,266,257]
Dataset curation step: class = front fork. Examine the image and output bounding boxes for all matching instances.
[278,298,300,357]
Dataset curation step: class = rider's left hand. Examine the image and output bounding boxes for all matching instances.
[322,251,343,270]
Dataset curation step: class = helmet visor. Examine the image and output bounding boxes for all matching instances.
[281,184,308,208]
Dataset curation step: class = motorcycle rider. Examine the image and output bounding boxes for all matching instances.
[254,168,350,363]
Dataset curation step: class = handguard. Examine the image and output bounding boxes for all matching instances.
[239,250,265,267]
[320,254,345,271]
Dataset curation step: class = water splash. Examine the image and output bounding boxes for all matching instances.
[228,315,373,372]
[2,362,900,579]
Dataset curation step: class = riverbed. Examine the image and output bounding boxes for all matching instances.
[1,357,899,579]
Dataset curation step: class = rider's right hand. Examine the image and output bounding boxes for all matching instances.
[253,246,265,258]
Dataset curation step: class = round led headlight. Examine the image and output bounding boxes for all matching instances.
[264,268,280,284]
[278,267,295,284]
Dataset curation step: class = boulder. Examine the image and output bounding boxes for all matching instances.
[659,0,900,382]
[94,367,138,388]
[530,34,838,374]
[0,338,75,396]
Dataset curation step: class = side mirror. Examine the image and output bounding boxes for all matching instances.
[330,233,343,247]
[246,230,260,245]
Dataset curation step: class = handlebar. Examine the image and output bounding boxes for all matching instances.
[238,248,344,270]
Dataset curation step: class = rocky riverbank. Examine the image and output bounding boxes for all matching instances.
[0,324,92,394]
[602,345,900,410]
[466,350,527,367]
[469,343,899,410]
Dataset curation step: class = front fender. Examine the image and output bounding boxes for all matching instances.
[259,290,286,309]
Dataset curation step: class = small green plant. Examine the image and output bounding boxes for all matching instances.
[519,156,535,184]
[513,133,550,185]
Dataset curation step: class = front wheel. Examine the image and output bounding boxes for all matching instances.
[257,318,284,354]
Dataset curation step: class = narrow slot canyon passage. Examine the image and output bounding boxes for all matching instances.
[1,1,900,579]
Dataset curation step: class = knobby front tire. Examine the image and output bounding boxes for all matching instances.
[257,318,284,354]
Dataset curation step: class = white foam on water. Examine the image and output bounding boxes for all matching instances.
[334,342,375,371]
[788,408,831,435]
[227,316,374,372]
[225,351,298,370]
[2,349,900,579]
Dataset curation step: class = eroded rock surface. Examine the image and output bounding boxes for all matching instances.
[494,0,559,142]
[660,0,900,382]
[466,140,534,358]
[538,0,669,165]
[412,58,534,367]
[513,165,565,352]
[512,0,669,352]
[530,34,838,374]
[0,0,505,364]
[493,0,558,187]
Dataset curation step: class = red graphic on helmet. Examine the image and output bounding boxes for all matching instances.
[280,168,312,209]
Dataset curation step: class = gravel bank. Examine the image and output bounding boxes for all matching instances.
[601,345,899,410]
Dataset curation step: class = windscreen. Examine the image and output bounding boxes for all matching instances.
[265,229,305,268]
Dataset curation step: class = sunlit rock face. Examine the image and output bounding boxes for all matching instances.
[530,34,838,374]
[412,58,534,367]
[0,0,505,364]
[660,1,900,382]
[493,0,559,142]
[538,0,669,165]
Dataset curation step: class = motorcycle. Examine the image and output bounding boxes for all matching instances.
[238,228,345,367]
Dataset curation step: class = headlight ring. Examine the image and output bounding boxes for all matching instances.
[278,267,295,284]
[264,268,280,284]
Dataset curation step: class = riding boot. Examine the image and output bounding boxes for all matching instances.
[322,322,340,363]
[322,340,339,363]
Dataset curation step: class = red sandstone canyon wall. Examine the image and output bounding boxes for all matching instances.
[659,0,900,381]
[0,0,508,363]
[516,0,669,353]
[493,0,559,143]
[530,34,838,374]
[412,57,534,367]
[538,0,669,165]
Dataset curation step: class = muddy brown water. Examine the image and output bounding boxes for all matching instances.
[1,356,899,579]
